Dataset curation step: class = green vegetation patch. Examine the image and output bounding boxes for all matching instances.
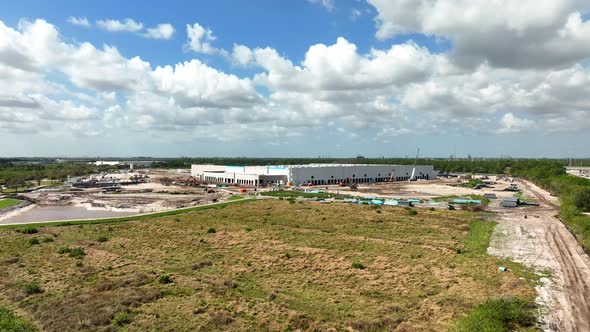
[459,179,485,188]
[451,297,536,332]
[0,306,37,332]
[227,195,245,201]
[0,198,21,209]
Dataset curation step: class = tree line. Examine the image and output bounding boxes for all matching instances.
[0,163,111,192]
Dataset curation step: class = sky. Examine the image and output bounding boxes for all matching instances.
[0,0,589,158]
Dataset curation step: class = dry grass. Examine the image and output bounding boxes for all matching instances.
[0,200,535,331]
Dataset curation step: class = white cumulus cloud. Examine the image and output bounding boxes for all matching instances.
[96,18,144,32]
[186,22,226,55]
[144,23,175,40]
[67,16,90,27]
[368,0,590,68]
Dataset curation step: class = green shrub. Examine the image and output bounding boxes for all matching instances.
[27,238,40,246]
[97,236,108,243]
[68,247,85,259]
[408,209,418,216]
[20,227,38,234]
[574,188,590,212]
[207,228,217,234]
[0,306,37,332]
[244,227,253,232]
[112,312,131,327]
[41,237,54,243]
[22,281,42,295]
[58,247,71,254]
[351,262,365,269]
[158,274,173,284]
[451,298,536,332]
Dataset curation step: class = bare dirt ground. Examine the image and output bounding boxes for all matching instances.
[488,180,590,332]
[20,190,225,213]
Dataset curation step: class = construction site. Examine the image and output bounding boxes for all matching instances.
[0,163,539,225]
[2,160,590,331]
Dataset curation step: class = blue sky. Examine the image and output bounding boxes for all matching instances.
[0,1,589,158]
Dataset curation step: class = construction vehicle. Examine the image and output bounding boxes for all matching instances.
[503,184,519,192]
[338,178,358,190]
[186,176,199,187]
[339,178,352,187]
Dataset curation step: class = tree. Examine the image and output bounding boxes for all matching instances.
[574,188,590,212]
[33,170,44,186]
[5,176,26,193]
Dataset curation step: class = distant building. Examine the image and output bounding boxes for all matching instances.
[191,164,437,186]
[92,161,121,166]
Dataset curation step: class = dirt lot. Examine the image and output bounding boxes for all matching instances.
[21,190,225,214]
[0,200,534,331]
[322,179,518,201]
[488,180,590,331]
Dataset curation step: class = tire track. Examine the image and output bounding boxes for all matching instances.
[488,180,590,331]
[522,181,590,331]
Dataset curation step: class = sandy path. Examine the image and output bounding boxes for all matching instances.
[488,180,590,331]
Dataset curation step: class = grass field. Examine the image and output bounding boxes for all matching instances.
[0,200,535,331]
[0,198,21,209]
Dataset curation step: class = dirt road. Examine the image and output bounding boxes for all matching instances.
[488,180,590,331]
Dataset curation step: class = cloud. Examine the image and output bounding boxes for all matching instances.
[151,60,261,108]
[186,23,226,55]
[350,9,363,21]
[232,44,253,65]
[308,0,335,11]
[96,18,143,32]
[1,17,590,156]
[95,18,174,41]
[367,0,590,68]
[67,16,90,27]
[144,23,175,40]
[498,113,534,133]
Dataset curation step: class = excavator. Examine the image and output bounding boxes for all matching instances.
[339,178,358,190]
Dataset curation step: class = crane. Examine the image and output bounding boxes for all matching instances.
[389,168,396,182]
[409,147,420,181]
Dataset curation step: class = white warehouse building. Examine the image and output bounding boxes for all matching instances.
[191,164,436,186]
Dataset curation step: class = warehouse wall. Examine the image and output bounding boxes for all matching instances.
[288,165,435,185]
